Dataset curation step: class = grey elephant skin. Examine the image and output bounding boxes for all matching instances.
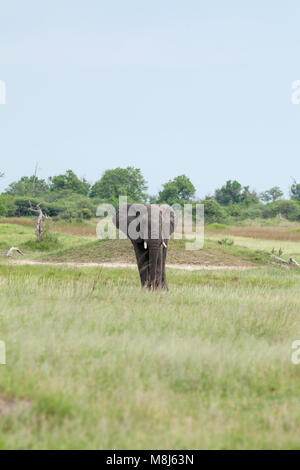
[113,204,176,290]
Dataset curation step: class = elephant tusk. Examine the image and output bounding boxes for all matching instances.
[144,241,147,250]
[162,241,167,248]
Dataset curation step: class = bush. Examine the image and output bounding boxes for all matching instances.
[262,200,300,221]
[4,192,98,220]
[226,204,242,218]
[0,199,7,217]
[13,197,38,216]
[77,208,93,219]
[221,238,234,246]
[240,204,264,220]
[3,196,17,217]
[202,199,227,225]
[58,208,78,221]
[21,226,60,251]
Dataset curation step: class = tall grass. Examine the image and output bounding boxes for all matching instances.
[0,265,300,449]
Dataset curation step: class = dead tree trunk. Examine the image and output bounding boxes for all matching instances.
[6,247,24,257]
[270,254,300,268]
[290,258,300,267]
[270,254,289,264]
[28,202,47,242]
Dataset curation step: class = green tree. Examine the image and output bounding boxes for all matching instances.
[215,180,258,206]
[0,195,8,217]
[226,204,242,218]
[157,175,196,206]
[0,194,16,216]
[215,180,243,205]
[90,167,148,202]
[49,170,90,196]
[290,180,300,201]
[202,199,226,224]
[260,186,284,203]
[5,175,49,196]
[262,200,300,221]
[240,186,259,206]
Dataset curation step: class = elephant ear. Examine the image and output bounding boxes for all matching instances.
[139,212,148,240]
[160,205,177,239]
[113,203,149,239]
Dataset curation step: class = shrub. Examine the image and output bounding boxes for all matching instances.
[202,199,227,225]
[0,198,8,217]
[226,204,242,218]
[13,197,38,216]
[240,204,264,220]
[262,200,300,221]
[221,238,234,246]
[77,208,93,219]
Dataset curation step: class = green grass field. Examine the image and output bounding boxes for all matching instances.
[1,218,300,449]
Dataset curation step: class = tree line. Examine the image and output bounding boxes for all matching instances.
[0,168,300,224]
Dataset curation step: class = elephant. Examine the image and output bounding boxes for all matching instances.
[113,204,176,290]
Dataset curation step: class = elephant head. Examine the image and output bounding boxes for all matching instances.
[113,204,176,290]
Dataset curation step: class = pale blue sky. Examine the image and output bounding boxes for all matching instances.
[0,1,299,198]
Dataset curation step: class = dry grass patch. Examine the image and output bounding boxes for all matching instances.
[0,217,97,237]
[0,393,31,417]
[207,225,300,242]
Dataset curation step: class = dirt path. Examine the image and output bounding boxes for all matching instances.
[6,259,254,271]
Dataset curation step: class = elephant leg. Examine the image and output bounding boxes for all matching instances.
[131,241,149,287]
[154,245,163,289]
[161,241,168,290]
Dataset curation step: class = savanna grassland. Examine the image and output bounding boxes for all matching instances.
[0,218,300,449]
